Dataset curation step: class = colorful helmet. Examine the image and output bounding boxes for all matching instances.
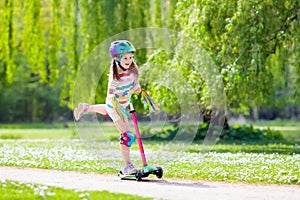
[109,40,136,58]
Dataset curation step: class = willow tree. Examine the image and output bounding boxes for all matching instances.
[59,0,80,107]
[0,0,16,85]
[48,0,62,84]
[22,0,47,82]
[145,0,300,117]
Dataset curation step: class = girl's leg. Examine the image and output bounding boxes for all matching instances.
[88,104,108,116]
[74,103,108,120]
[121,145,131,165]
[105,102,137,174]
[114,120,132,165]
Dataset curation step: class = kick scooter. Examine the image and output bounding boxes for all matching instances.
[118,93,163,181]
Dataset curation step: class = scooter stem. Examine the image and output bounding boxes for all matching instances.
[131,111,148,166]
[129,97,148,166]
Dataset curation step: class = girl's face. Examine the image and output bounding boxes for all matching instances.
[117,52,134,69]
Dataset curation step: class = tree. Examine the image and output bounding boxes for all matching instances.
[1,0,298,123]
[0,0,16,85]
[145,0,300,117]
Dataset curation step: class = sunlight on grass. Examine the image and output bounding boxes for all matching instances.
[0,139,299,185]
[0,180,150,200]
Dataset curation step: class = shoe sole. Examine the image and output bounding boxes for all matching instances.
[74,103,84,121]
[120,170,138,175]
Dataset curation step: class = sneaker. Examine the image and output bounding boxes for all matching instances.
[121,163,138,175]
[74,103,89,121]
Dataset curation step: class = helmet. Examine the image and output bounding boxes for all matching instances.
[109,40,136,58]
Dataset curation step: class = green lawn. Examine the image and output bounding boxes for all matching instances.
[0,123,75,129]
[0,129,77,139]
[2,121,299,141]
[0,122,118,140]
[250,120,300,127]
[281,130,300,141]
[0,180,150,200]
[254,123,300,142]
[0,139,299,185]
[0,122,299,185]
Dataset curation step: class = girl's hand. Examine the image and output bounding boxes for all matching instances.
[133,88,141,94]
[129,88,141,96]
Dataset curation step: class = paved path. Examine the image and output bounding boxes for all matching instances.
[0,166,299,200]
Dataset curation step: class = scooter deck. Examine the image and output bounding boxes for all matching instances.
[141,166,163,179]
[118,170,142,181]
[118,166,163,181]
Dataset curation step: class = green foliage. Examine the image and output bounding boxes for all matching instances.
[0,0,177,119]
[0,66,70,123]
[1,0,300,122]
[141,50,201,114]
[23,0,47,82]
[48,0,62,84]
[140,125,178,140]
[166,0,300,114]
[220,124,283,141]
[0,0,16,84]
[142,123,284,142]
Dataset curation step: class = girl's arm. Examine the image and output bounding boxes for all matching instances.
[133,77,141,94]
[132,65,141,93]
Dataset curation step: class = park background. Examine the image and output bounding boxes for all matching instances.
[0,0,299,198]
[1,0,299,125]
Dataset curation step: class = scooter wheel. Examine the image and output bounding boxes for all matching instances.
[135,170,142,181]
[156,167,163,179]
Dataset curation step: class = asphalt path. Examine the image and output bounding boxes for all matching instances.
[0,166,299,200]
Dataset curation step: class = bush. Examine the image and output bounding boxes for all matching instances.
[140,123,284,142]
[220,124,284,141]
[140,126,178,140]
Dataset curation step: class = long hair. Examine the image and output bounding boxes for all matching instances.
[112,59,139,81]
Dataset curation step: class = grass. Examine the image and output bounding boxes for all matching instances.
[0,180,150,200]
[244,119,300,141]
[281,130,300,141]
[167,151,299,184]
[2,121,299,141]
[250,120,300,127]
[253,125,300,141]
[187,142,300,154]
[0,129,77,139]
[0,123,75,129]
[0,122,117,140]
[0,122,299,185]
[0,139,299,185]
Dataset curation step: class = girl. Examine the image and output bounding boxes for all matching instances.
[74,40,141,175]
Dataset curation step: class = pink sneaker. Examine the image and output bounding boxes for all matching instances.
[74,103,89,121]
[121,163,138,175]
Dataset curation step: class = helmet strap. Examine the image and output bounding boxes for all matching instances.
[116,59,127,71]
